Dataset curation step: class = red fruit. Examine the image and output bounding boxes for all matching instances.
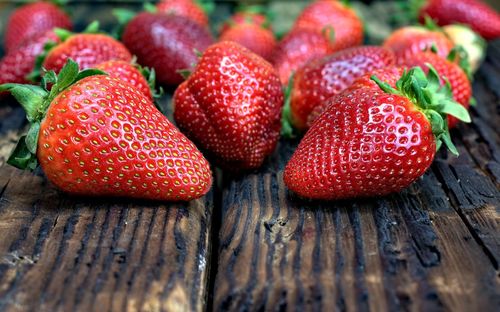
[96,60,153,100]
[122,13,214,86]
[157,0,209,27]
[1,60,212,201]
[43,33,132,74]
[284,66,470,200]
[220,11,269,34]
[306,66,405,127]
[5,1,72,53]
[289,46,396,131]
[397,51,472,128]
[419,0,500,40]
[219,23,277,61]
[293,0,364,51]
[0,31,59,93]
[383,26,454,59]
[272,29,334,86]
[173,42,283,170]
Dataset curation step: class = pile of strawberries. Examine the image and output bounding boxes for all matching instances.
[0,0,499,202]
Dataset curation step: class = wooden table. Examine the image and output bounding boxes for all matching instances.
[0,1,499,311]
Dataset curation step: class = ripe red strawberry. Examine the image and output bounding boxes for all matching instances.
[293,0,364,51]
[284,66,470,200]
[173,42,283,170]
[219,23,277,61]
[0,30,59,96]
[157,0,209,27]
[287,46,396,131]
[1,60,212,201]
[397,51,472,128]
[96,60,155,100]
[273,29,334,86]
[122,13,214,86]
[220,10,269,34]
[383,26,454,59]
[4,1,72,53]
[306,66,405,126]
[42,30,132,75]
[418,0,500,40]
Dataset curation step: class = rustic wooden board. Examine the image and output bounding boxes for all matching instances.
[212,43,500,311]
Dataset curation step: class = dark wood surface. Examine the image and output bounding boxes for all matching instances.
[0,1,499,312]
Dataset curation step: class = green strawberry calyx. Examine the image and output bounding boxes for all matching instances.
[281,72,296,138]
[371,65,471,156]
[28,21,102,82]
[0,59,106,171]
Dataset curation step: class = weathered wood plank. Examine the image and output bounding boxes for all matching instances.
[0,164,214,312]
[214,46,500,311]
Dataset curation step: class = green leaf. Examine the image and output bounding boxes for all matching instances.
[143,2,158,13]
[25,123,40,155]
[370,75,399,95]
[439,130,459,156]
[83,21,100,34]
[75,69,107,82]
[440,100,471,122]
[7,136,38,171]
[0,84,48,122]
[54,27,73,42]
[177,69,192,80]
[54,59,79,92]
[281,73,296,138]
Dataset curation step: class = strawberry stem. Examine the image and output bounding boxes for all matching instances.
[371,65,471,156]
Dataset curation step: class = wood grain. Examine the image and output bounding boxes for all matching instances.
[213,44,500,311]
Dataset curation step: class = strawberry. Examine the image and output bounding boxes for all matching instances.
[293,0,364,51]
[0,30,59,95]
[4,1,72,53]
[173,42,283,170]
[306,66,405,127]
[96,60,157,101]
[443,25,486,72]
[122,13,214,86]
[286,46,396,131]
[272,29,334,86]
[417,0,500,40]
[397,50,472,128]
[220,9,269,34]
[41,25,132,76]
[0,60,212,201]
[383,25,454,59]
[284,66,470,200]
[156,0,210,27]
[219,23,277,62]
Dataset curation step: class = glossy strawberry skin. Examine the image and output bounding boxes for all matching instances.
[0,31,59,93]
[5,2,72,53]
[174,42,283,170]
[383,26,454,59]
[43,34,132,74]
[291,46,396,130]
[285,86,436,200]
[397,52,472,128]
[122,13,214,86]
[293,0,364,51]
[306,66,405,126]
[96,60,152,100]
[38,75,212,201]
[219,23,277,61]
[157,0,209,27]
[273,29,334,86]
[420,0,500,40]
